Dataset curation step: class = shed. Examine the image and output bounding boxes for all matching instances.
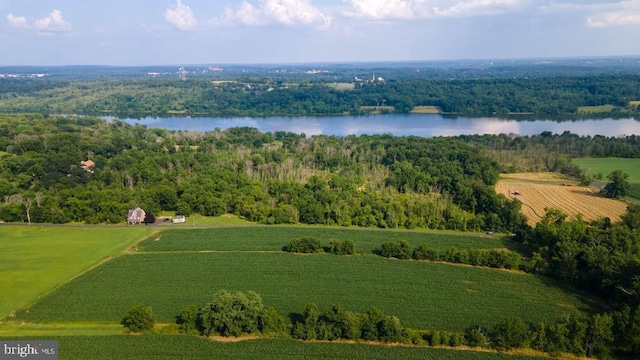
[172,215,186,224]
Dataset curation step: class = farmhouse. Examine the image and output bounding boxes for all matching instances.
[127,207,146,224]
[80,160,95,173]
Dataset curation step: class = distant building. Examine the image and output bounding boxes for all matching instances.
[81,160,95,173]
[127,207,146,224]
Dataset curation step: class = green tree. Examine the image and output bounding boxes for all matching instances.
[258,306,287,335]
[490,317,529,350]
[121,305,156,332]
[177,304,199,335]
[603,170,630,198]
[198,290,264,337]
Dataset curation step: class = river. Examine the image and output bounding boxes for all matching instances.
[120,114,640,137]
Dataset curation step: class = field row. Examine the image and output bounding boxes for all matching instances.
[15,252,594,331]
[136,226,510,253]
[3,336,548,360]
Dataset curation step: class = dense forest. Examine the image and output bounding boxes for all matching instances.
[1,114,639,230]
[0,114,525,232]
[2,74,640,117]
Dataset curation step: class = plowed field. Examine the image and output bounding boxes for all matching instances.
[496,172,628,224]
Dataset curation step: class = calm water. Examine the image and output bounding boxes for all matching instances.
[120,114,640,137]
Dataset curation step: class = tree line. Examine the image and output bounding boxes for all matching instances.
[3,75,640,117]
[123,290,623,359]
[0,114,525,233]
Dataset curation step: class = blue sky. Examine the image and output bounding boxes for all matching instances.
[1,0,640,65]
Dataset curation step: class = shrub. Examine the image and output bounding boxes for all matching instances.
[121,305,156,332]
[429,330,441,346]
[380,240,412,259]
[465,325,489,347]
[490,317,529,350]
[450,333,464,347]
[258,306,287,335]
[177,304,199,335]
[328,238,355,255]
[412,243,430,260]
[285,237,321,253]
[380,241,400,258]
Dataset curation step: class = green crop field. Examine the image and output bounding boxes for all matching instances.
[572,157,640,182]
[1,336,546,360]
[630,183,640,199]
[16,252,594,331]
[136,227,514,254]
[0,226,153,318]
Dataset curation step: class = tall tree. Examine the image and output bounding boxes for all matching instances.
[603,170,630,198]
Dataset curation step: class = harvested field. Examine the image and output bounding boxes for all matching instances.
[496,172,628,224]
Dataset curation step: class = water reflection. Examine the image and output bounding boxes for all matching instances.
[121,114,640,137]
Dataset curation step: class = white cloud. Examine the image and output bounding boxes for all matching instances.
[5,10,72,34]
[342,0,529,20]
[343,0,420,20]
[164,0,198,31]
[6,13,28,28]
[586,0,640,28]
[218,0,332,28]
[432,0,530,18]
[34,10,72,34]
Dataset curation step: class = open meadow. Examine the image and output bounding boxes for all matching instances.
[0,226,153,318]
[136,226,512,253]
[572,157,640,182]
[1,226,598,359]
[495,172,628,223]
[16,248,593,332]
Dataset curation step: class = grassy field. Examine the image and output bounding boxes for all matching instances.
[136,227,513,253]
[496,172,628,223]
[576,104,617,113]
[0,226,153,318]
[572,157,640,182]
[16,252,594,331]
[157,213,254,227]
[359,106,395,114]
[410,106,442,114]
[4,336,549,360]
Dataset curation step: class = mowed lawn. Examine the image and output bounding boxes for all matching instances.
[3,336,548,360]
[137,227,513,254]
[17,252,594,331]
[0,226,153,318]
[572,157,640,182]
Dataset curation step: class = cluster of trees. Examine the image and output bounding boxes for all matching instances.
[283,237,322,253]
[123,292,631,358]
[3,75,640,117]
[292,303,405,343]
[380,240,522,270]
[465,313,615,358]
[460,131,640,173]
[517,206,640,306]
[175,291,286,337]
[283,237,355,255]
[0,114,526,233]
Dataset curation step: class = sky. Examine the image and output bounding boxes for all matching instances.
[1,0,640,66]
